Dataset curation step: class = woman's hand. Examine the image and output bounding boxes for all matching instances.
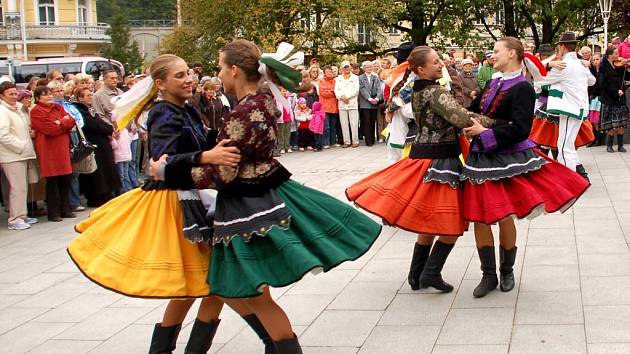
[385,111,393,123]
[463,118,488,137]
[148,154,168,180]
[549,61,567,70]
[620,90,625,97]
[199,139,241,167]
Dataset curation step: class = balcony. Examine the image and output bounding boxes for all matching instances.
[0,23,111,42]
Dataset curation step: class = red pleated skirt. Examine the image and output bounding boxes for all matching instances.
[463,150,590,224]
[530,118,595,148]
[346,158,468,236]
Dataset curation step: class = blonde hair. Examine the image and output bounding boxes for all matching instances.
[46,80,64,91]
[150,54,184,82]
[63,80,76,97]
[73,73,91,84]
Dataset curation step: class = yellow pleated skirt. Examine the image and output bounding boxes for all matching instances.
[68,188,211,298]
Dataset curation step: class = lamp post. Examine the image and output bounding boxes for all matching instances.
[598,0,612,50]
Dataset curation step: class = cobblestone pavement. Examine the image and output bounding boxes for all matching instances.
[0,144,629,353]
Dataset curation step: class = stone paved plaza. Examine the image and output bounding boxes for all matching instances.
[1,144,630,353]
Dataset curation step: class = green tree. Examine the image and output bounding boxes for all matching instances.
[96,0,176,23]
[101,14,143,74]
[162,0,400,66]
[384,0,477,46]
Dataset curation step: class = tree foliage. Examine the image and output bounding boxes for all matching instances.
[161,0,622,64]
[163,0,402,67]
[96,0,176,23]
[101,14,143,74]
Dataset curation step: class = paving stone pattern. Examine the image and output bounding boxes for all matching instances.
[0,144,628,353]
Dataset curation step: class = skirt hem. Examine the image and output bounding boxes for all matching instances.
[210,224,383,299]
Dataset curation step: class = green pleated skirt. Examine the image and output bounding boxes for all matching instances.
[209,179,382,298]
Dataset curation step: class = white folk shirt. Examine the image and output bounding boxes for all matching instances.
[542,52,596,120]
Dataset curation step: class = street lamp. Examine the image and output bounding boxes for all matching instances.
[598,0,612,49]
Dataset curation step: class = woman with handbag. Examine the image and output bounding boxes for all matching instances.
[30,86,76,222]
[74,88,120,207]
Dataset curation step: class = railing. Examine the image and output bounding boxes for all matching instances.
[128,19,191,27]
[0,23,111,41]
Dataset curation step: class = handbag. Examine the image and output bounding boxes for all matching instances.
[71,125,96,163]
[73,152,97,174]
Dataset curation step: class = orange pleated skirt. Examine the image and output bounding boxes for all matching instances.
[346,158,468,236]
[530,118,595,148]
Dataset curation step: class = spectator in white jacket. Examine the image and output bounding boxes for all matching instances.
[0,82,39,230]
[334,60,361,147]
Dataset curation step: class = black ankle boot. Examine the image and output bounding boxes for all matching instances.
[274,334,303,354]
[408,243,431,290]
[473,246,498,298]
[617,134,627,152]
[149,323,181,354]
[499,246,517,292]
[242,314,274,354]
[575,164,589,182]
[607,135,615,153]
[184,319,220,354]
[419,241,455,293]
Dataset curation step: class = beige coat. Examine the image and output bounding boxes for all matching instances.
[0,100,36,163]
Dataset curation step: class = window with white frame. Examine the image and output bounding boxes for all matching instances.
[0,1,4,26]
[78,0,88,25]
[38,0,55,26]
[357,23,371,45]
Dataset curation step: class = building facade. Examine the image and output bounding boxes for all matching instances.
[0,0,110,61]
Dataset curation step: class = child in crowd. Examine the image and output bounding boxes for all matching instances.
[110,114,133,194]
[276,87,293,154]
[294,97,313,151]
[310,101,325,151]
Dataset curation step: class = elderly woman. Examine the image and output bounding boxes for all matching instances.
[191,77,227,144]
[458,58,481,109]
[48,80,85,212]
[0,82,39,230]
[74,88,120,207]
[30,86,76,222]
[73,74,92,99]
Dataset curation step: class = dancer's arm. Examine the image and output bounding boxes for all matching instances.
[426,86,494,129]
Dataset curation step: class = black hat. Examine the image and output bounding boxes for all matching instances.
[557,32,579,44]
[396,42,415,64]
[538,44,554,56]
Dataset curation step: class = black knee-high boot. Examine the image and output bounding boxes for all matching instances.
[473,246,498,298]
[499,246,517,292]
[607,135,615,153]
[575,164,589,182]
[408,243,431,290]
[148,323,182,354]
[184,319,220,354]
[242,314,275,354]
[617,134,627,152]
[419,241,455,293]
[274,334,303,354]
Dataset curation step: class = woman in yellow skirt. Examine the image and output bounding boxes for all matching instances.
[68,55,274,353]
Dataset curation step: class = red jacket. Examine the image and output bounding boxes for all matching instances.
[30,103,76,177]
[318,77,339,114]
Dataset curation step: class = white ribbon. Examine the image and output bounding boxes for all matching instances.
[258,42,304,113]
